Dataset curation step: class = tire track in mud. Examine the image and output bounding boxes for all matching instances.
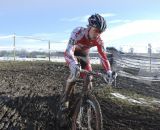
[0,90,61,130]
[0,95,26,129]
[0,62,65,130]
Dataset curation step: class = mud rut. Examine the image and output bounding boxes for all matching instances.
[0,62,160,130]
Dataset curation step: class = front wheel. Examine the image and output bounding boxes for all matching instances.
[72,94,103,130]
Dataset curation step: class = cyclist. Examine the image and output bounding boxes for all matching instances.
[61,13,113,111]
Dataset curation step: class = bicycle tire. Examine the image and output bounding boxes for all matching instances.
[72,93,103,130]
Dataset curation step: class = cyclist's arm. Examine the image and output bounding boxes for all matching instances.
[97,41,111,71]
[65,27,84,66]
[64,38,78,66]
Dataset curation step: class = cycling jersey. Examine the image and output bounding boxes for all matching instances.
[64,27,111,72]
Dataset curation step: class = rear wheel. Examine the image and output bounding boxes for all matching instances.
[72,94,103,130]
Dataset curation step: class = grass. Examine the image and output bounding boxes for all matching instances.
[97,87,160,112]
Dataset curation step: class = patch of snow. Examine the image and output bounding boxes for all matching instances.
[111,92,160,106]
[0,56,101,64]
[111,92,127,100]
[151,100,160,104]
[128,99,142,104]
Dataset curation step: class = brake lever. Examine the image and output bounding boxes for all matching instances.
[112,72,117,87]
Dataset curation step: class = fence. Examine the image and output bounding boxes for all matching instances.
[113,53,160,81]
[0,34,66,61]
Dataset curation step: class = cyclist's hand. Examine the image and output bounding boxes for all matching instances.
[106,70,112,79]
[105,70,117,84]
[105,70,112,83]
[112,71,117,80]
[106,70,117,79]
[69,64,81,79]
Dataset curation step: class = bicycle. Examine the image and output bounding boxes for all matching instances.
[57,69,117,130]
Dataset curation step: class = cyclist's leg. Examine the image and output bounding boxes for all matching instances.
[60,50,83,110]
[58,75,76,128]
[61,50,92,109]
[61,75,76,110]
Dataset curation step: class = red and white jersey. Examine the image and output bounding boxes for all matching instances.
[64,27,111,71]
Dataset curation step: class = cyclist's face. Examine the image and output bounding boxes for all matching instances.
[88,27,101,40]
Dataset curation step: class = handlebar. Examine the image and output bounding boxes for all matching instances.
[80,69,117,86]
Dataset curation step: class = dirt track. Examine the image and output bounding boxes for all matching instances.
[0,61,160,130]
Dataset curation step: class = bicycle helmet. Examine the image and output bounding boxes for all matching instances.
[88,13,107,32]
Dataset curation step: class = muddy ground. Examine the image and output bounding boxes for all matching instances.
[0,61,160,130]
